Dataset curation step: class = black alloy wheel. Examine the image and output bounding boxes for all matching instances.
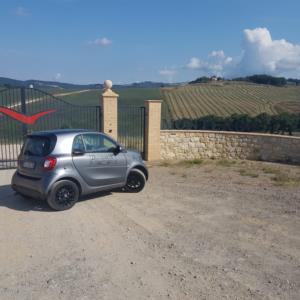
[125,169,146,193]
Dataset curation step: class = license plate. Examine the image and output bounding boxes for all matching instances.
[23,161,35,169]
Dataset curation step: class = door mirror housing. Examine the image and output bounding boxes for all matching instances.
[113,145,122,155]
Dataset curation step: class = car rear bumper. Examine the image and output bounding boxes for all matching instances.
[11,171,49,200]
[12,183,45,200]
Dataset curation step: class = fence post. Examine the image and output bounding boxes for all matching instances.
[100,80,118,140]
[144,100,162,161]
[20,87,28,138]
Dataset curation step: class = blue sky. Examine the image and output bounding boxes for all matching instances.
[0,0,300,84]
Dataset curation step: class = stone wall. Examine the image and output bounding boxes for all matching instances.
[160,130,300,164]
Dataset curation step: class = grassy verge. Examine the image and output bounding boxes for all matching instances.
[158,159,300,187]
[271,174,300,187]
[216,159,237,167]
[238,168,259,178]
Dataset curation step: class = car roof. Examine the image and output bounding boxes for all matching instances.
[29,129,100,137]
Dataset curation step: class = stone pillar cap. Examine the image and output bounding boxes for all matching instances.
[145,100,163,103]
[104,80,113,90]
[102,79,119,97]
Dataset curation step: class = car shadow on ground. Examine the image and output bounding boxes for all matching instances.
[0,184,52,212]
[0,184,114,212]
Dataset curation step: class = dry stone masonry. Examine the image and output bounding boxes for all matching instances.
[161,130,300,164]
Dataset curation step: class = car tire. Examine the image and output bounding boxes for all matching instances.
[124,169,146,193]
[47,180,79,211]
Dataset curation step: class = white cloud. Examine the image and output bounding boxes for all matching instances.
[54,73,61,80]
[237,27,300,77]
[209,50,225,58]
[186,51,233,77]
[159,69,177,82]
[184,27,300,78]
[89,37,112,46]
[187,57,203,69]
[14,6,30,16]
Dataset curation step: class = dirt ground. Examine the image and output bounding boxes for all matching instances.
[0,160,299,300]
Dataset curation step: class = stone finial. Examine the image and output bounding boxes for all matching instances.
[102,79,118,97]
[103,80,113,90]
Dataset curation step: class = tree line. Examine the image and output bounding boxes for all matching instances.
[189,76,222,84]
[170,113,300,135]
[189,74,300,87]
[233,75,287,86]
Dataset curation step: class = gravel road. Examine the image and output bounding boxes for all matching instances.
[0,161,299,300]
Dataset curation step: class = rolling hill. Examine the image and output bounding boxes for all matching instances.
[161,82,300,123]
[2,77,300,122]
[0,77,100,92]
[59,87,162,106]
[57,81,300,125]
[0,77,170,92]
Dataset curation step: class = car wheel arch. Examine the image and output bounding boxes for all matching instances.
[53,177,82,195]
[128,165,148,180]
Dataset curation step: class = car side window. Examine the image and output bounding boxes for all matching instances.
[72,135,85,152]
[82,134,117,153]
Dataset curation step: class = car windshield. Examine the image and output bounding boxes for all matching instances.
[22,136,53,157]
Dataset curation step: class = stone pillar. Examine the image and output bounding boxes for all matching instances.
[100,80,118,140]
[144,100,162,161]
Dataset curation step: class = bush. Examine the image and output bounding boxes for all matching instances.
[171,113,300,135]
[233,74,287,86]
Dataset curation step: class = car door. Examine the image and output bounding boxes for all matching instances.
[72,133,127,187]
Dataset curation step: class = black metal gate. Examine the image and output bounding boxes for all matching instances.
[0,87,101,169]
[118,105,145,158]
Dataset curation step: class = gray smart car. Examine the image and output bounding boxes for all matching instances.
[12,129,148,211]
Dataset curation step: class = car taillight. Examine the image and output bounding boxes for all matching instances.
[43,157,57,170]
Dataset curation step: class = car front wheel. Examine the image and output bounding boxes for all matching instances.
[124,169,146,193]
[47,180,79,211]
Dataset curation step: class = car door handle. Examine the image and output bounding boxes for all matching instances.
[89,154,96,160]
[98,159,110,165]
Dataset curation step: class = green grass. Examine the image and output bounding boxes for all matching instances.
[60,87,162,106]
[271,173,300,187]
[175,159,205,167]
[262,166,281,174]
[238,168,259,178]
[217,159,237,167]
[159,159,205,167]
[186,159,204,165]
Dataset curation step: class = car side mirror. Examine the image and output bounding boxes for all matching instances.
[113,145,122,155]
[72,149,84,156]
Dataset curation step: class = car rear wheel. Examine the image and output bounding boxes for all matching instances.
[124,169,146,193]
[47,180,79,211]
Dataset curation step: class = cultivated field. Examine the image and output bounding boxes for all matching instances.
[59,88,161,106]
[3,83,300,121]
[2,83,300,138]
[0,86,162,107]
[57,82,300,127]
[161,82,300,120]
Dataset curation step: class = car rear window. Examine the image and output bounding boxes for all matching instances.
[22,135,56,157]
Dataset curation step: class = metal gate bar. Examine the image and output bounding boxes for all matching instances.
[118,105,145,158]
[0,87,102,169]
